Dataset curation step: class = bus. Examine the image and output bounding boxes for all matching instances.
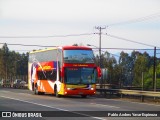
[28,46,101,98]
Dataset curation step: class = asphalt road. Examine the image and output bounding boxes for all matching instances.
[0,87,160,120]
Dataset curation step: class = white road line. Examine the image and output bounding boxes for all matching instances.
[90,103,120,109]
[0,90,32,96]
[0,95,106,120]
[18,93,32,96]
[1,90,11,93]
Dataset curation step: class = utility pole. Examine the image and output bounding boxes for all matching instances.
[95,26,106,89]
[95,26,106,68]
[153,47,156,91]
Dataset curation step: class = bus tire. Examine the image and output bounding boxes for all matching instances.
[34,86,37,95]
[34,85,40,95]
[39,92,44,95]
[81,95,87,98]
[54,86,60,98]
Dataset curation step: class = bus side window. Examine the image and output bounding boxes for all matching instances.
[37,71,46,80]
[59,70,62,82]
[37,70,57,81]
[49,70,57,81]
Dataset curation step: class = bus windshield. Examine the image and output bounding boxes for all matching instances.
[63,50,94,63]
[65,68,97,84]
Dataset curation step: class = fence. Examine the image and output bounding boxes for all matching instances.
[96,87,160,102]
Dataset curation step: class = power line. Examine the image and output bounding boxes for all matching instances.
[1,31,159,49]
[1,41,159,50]
[107,12,160,27]
[0,33,93,38]
[1,42,160,57]
[106,33,160,48]
[92,47,160,50]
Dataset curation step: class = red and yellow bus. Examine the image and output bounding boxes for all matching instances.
[28,46,101,98]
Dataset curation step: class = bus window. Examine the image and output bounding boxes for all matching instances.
[37,70,57,81]
[64,68,97,84]
[64,50,94,63]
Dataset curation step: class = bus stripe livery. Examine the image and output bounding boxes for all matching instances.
[28,46,101,97]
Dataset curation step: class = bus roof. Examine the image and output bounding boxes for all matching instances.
[62,46,92,50]
[29,46,92,54]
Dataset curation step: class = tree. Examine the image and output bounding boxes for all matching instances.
[144,61,160,89]
[101,51,119,85]
[133,52,149,86]
[119,51,133,86]
[2,43,9,80]
[0,49,3,79]
[0,44,28,81]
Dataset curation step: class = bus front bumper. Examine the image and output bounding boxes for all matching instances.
[64,88,96,96]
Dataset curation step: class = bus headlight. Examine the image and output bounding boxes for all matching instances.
[91,88,94,90]
[67,88,71,90]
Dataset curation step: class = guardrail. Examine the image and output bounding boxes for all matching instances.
[0,84,28,89]
[96,88,160,102]
[118,89,160,97]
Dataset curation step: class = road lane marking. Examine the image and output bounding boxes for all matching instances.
[1,90,11,93]
[0,96,106,120]
[18,93,32,96]
[90,103,120,109]
[0,90,32,96]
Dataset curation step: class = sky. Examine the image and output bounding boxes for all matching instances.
[0,0,160,57]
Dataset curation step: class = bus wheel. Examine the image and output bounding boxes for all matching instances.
[40,92,45,95]
[34,86,40,95]
[81,95,87,98]
[54,87,60,97]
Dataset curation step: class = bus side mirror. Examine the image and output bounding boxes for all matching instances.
[97,67,101,78]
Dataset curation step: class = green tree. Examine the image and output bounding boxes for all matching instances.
[119,51,132,86]
[0,43,28,81]
[101,51,120,86]
[2,43,9,79]
[133,52,149,86]
[0,49,3,79]
[144,62,160,89]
